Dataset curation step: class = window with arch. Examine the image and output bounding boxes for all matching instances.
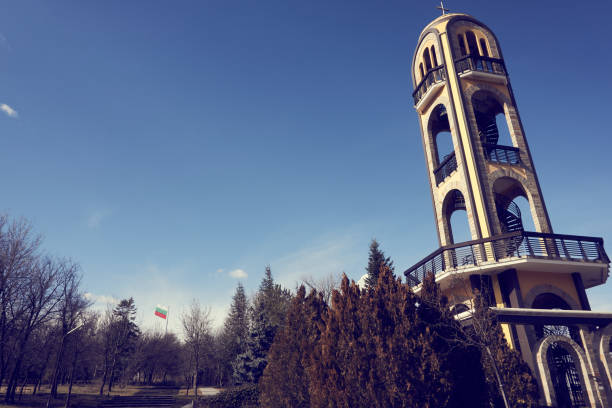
[428,105,457,185]
[465,31,478,55]
[419,63,424,81]
[423,47,432,72]
[479,38,489,57]
[471,91,520,165]
[457,34,467,56]
[546,342,587,407]
[430,45,438,67]
[492,177,537,236]
[443,190,472,250]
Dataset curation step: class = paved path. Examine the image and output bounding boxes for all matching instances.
[198,387,222,396]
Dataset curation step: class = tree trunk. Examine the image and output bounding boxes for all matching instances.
[64,344,78,408]
[51,335,66,398]
[107,355,117,393]
[485,346,509,408]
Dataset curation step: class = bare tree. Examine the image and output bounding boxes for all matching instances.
[181,300,212,400]
[0,215,42,389]
[300,271,341,305]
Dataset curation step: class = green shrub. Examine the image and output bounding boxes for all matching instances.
[199,384,259,408]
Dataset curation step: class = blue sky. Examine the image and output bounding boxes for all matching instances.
[1,1,611,331]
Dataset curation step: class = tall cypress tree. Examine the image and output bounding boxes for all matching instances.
[259,286,328,407]
[364,239,394,290]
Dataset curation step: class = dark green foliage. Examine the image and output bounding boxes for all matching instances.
[364,239,394,290]
[259,286,327,408]
[219,283,249,385]
[200,384,259,408]
[233,266,292,385]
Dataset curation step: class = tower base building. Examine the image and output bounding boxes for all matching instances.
[405,13,612,407]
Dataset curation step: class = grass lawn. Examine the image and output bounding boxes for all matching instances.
[0,384,192,408]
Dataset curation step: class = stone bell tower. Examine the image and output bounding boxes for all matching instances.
[405,12,612,408]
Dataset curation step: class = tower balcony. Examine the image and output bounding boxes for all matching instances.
[413,65,447,106]
[433,151,457,185]
[404,231,609,289]
[482,143,521,165]
[455,54,506,75]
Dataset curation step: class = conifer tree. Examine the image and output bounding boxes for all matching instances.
[364,239,394,290]
[221,283,248,384]
[259,286,327,408]
[418,273,488,408]
[233,266,292,384]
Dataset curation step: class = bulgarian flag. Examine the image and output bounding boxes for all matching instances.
[155,305,168,320]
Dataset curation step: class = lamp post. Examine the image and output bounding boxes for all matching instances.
[45,322,84,408]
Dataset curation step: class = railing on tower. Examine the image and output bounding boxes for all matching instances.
[482,143,521,165]
[455,55,506,76]
[404,231,609,286]
[433,151,457,185]
[413,65,447,105]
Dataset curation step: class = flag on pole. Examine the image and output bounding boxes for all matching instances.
[155,305,168,320]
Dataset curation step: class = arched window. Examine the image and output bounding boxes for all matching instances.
[532,293,581,344]
[419,63,424,81]
[457,34,467,56]
[471,91,518,165]
[479,38,489,57]
[429,105,453,165]
[547,343,587,407]
[492,177,537,236]
[423,48,432,71]
[430,45,438,67]
[444,190,472,246]
[465,31,479,55]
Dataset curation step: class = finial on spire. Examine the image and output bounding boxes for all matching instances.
[436,1,449,15]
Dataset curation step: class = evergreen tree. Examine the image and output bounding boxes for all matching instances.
[364,239,394,290]
[259,286,327,407]
[220,283,249,385]
[232,266,292,384]
[106,297,141,393]
[418,273,488,408]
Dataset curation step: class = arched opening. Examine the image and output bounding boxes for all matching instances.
[430,45,438,67]
[546,343,587,407]
[443,190,471,246]
[532,293,581,345]
[457,34,467,56]
[428,105,457,185]
[465,31,479,55]
[471,91,518,165]
[479,38,489,57]
[423,48,432,72]
[492,177,537,234]
[419,63,424,81]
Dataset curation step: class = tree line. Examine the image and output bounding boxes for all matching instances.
[0,213,540,407]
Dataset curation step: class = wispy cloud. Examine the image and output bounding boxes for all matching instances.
[269,232,364,289]
[84,292,119,306]
[0,33,11,51]
[229,268,247,279]
[0,104,18,118]
[87,209,110,229]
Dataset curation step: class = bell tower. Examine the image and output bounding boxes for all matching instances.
[412,13,551,247]
[406,12,612,408]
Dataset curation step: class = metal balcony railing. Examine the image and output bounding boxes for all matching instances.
[482,143,521,165]
[433,151,457,185]
[455,55,506,76]
[413,65,447,105]
[404,231,609,286]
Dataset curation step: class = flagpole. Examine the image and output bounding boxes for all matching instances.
[165,306,169,335]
